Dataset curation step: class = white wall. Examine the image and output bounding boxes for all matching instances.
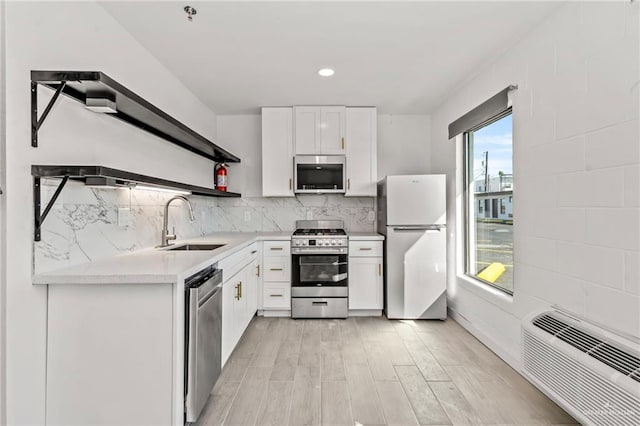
[4,2,223,423]
[430,2,639,366]
[378,114,431,178]
[217,115,262,197]
[0,1,7,423]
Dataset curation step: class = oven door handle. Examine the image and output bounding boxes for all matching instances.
[312,301,329,306]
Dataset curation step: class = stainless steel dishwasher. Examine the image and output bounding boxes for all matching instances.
[184,264,223,423]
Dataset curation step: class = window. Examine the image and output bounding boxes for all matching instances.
[464,111,513,294]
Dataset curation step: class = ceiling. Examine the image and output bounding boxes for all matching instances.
[101,1,560,115]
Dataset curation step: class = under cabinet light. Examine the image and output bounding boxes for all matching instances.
[85,96,117,113]
[84,177,129,189]
[135,185,191,195]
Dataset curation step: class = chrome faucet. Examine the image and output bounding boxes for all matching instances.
[160,195,195,247]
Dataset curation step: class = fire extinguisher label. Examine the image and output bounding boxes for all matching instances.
[217,174,227,187]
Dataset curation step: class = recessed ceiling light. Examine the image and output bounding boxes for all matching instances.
[318,68,335,77]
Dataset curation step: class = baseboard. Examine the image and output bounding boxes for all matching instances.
[348,309,382,317]
[258,309,291,317]
[448,308,521,371]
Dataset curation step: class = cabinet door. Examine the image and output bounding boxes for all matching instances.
[245,257,259,323]
[262,107,294,197]
[320,106,346,154]
[232,268,247,343]
[348,256,383,310]
[346,107,377,196]
[221,273,238,367]
[294,106,321,155]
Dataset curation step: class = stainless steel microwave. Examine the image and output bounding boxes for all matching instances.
[294,155,346,194]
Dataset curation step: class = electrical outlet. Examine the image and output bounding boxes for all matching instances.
[244,211,251,222]
[368,211,376,222]
[306,210,313,220]
[118,208,131,227]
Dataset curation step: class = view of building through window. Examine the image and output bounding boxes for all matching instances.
[465,112,513,293]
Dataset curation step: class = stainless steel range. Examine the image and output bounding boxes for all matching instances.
[291,220,348,319]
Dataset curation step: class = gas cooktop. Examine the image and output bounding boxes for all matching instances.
[293,228,347,236]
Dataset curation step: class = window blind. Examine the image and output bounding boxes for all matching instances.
[448,85,517,139]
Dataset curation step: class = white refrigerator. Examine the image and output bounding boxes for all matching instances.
[377,175,447,320]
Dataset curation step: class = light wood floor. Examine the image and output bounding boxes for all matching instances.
[196,316,577,426]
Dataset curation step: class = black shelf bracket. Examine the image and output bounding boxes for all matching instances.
[34,175,69,241]
[31,81,67,147]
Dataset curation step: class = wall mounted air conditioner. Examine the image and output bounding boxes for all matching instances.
[522,309,640,426]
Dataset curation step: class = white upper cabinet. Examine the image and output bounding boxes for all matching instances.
[320,107,347,154]
[294,107,321,154]
[262,107,294,197]
[346,107,377,196]
[294,106,346,155]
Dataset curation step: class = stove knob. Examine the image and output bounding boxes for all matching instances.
[331,240,337,245]
[317,240,324,246]
[303,240,308,246]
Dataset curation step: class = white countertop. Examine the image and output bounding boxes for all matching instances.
[348,232,385,241]
[32,232,291,285]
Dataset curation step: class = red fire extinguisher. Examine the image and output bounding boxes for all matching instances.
[215,163,228,191]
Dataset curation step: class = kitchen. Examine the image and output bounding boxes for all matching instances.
[1,1,639,425]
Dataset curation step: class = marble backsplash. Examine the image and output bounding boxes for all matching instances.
[34,179,375,274]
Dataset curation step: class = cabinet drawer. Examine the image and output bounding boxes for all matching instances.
[263,241,291,257]
[349,241,383,257]
[263,257,290,282]
[220,242,258,279]
[291,297,348,319]
[263,283,291,309]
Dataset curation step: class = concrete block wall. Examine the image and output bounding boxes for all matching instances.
[430,2,639,365]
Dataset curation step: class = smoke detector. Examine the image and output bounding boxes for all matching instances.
[184,6,197,22]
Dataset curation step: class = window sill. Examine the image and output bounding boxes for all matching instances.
[455,273,514,312]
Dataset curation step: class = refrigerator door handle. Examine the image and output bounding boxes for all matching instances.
[392,225,445,232]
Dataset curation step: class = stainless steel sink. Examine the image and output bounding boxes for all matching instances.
[167,243,226,251]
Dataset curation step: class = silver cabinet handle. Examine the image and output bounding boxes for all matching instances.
[270,294,283,297]
[270,267,283,271]
[393,225,445,232]
[270,247,283,251]
[359,247,372,251]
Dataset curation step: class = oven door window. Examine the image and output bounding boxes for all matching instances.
[295,255,347,286]
[296,163,344,191]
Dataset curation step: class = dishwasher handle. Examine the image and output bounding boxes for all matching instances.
[187,267,223,307]
[185,264,220,288]
[199,284,222,307]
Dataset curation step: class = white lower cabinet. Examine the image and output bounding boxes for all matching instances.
[349,240,383,313]
[222,267,246,366]
[260,240,291,313]
[221,243,258,367]
[349,257,383,310]
[262,282,291,309]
